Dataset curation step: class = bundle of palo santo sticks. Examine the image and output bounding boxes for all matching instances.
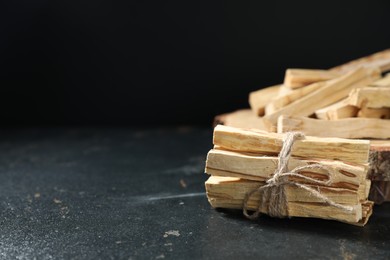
[213,49,390,204]
[205,125,373,226]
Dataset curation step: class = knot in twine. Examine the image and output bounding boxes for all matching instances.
[243,132,354,220]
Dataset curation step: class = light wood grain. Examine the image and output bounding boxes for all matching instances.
[278,115,390,139]
[315,98,358,120]
[369,73,390,87]
[358,106,390,119]
[265,81,325,114]
[213,125,370,164]
[205,149,367,189]
[349,87,390,108]
[284,69,341,89]
[205,176,365,224]
[263,67,380,126]
[249,85,281,116]
[213,109,268,130]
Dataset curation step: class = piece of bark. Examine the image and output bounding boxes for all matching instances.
[205,176,369,225]
[265,81,325,114]
[249,85,281,116]
[315,98,358,120]
[349,87,390,109]
[368,140,390,181]
[284,69,341,89]
[330,49,390,74]
[213,125,370,164]
[369,181,390,204]
[206,149,366,190]
[358,106,390,119]
[213,109,268,130]
[278,115,390,139]
[263,67,380,126]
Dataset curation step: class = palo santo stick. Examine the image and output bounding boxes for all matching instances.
[369,73,390,87]
[264,67,380,126]
[213,109,268,130]
[205,176,363,224]
[276,85,294,96]
[315,76,390,120]
[284,69,341,89]
[205,149,366,189]
[349,87,390,108]
[206,176,360,205]
[206,167,368,202]
[213,125,370,164]
[265,81,325,114]
[315,98,358,120]
[249,85,281,116]
[330,49,390,74]
[278,115,390,139]
[358,106,390,119]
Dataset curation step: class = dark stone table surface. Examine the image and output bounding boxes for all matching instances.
[0,127,390,259]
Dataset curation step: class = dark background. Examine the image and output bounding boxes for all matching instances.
[1,1,389,126]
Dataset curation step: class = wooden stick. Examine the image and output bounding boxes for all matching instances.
[213,125,370,164]
[278,115,390,139]
[369,73,390,87]
[249,85,281,116]
[206,149,366,189]
[314,76,390,120]
[263,67,380,126]
[330,49,390,74]
[284,69,341,89]
[349,87,390,108]
[213,109,268,130]
[315,98,358,120]
[358,106,390,119]
[206,176,361,205]
[206,168,369,203]
[205,176,364,224]
[265,81,325,114]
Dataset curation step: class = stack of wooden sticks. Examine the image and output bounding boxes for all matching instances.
[205,125,374,226]
[214,49,390,204]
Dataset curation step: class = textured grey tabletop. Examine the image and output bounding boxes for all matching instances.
[0,127,389,259]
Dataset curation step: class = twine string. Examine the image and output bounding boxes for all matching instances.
[243,132,354,220]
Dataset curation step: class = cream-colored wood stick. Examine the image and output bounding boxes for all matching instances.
[265,81,325,114]
[206,167,369,202]
[315,98,358,120]
[205,149,367,189]
[206,176,360,205]
[213,109,268,130]
[284,69,341,89]
[358,106,390,119]
[369,73,390,87]
[263,67,380,126]
[278,115,390,139]
[249,85,281,116]
[349,87,390,108]
[213,125,370,164]
[205,176,365,224]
